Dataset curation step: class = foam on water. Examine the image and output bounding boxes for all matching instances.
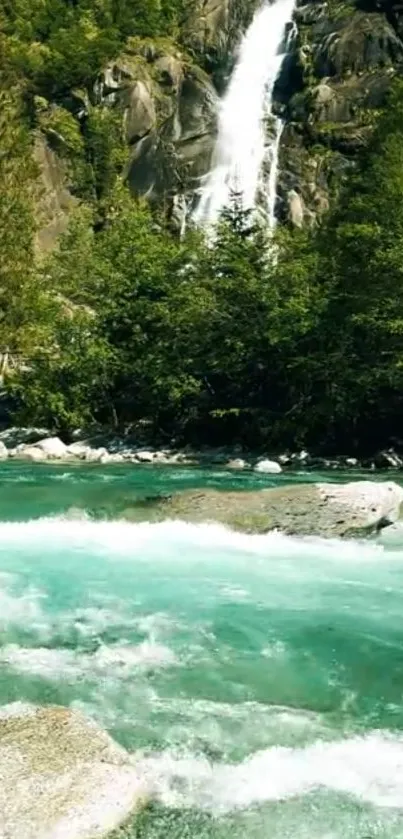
[139,731,403,813]
[0,516,392,562]
[0,584,47,630]
[1,499,403,837]
[0,639,178,680]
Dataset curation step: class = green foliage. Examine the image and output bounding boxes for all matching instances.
[84,107,127,203]
[2,0,190,94]
[35,100,84,156]
[0,41,41,356]
[2,0,403,454]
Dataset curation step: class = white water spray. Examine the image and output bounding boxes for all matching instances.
[193,0,296,230]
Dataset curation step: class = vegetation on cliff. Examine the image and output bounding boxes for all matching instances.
[1,1,403,453]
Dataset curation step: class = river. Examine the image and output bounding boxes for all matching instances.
[1,462,403,837]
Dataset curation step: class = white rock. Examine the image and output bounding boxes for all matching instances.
[67,442,90,459]
[226,458,247,470]
[158,452,183,464]
[316,480,403,529]
[85,447,108,463]
[134,450,155,463]
[346,457,358,467]
[0,704,146,839]
[0,441,8,460]
[153,450,172,462]
[100,452,125,464]
[14,446,47,462]
[254,459,282,474]
[35,437,67,459]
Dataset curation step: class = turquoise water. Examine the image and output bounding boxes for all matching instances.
[1,463,403,837]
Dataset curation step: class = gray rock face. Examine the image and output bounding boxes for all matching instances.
[0,704,145,839]
[92,0,260,224]
[124,80,157,144]
[33,134,75,254]
[275,0,403,222]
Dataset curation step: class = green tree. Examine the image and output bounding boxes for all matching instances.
[0,41,42,358]
[306,79,403,450]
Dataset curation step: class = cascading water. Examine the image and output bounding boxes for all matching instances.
[194,0,296,230]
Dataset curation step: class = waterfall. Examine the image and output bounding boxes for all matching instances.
[193,0,296,230]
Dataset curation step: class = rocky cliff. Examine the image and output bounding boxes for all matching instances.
[275,0,403,224]
[32,0,403,242]
[33,0,260,244]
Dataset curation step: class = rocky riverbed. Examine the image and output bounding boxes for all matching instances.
[1,426,403,472]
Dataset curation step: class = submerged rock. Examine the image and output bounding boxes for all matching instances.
[145,480,403,537]
[0,704,146,839]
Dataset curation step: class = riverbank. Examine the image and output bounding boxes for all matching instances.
[1,427,403,472]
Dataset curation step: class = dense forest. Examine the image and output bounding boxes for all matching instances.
[1,0,403,453]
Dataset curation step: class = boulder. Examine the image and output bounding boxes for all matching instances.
[0,704,146,839]
[0,441,8,460]
[226,458,248,470]
[254,459,282,474]
[85,447,108,463]
[13,446,47,462]
[34,437,67,459]
[134,450,155,463]
[100,452,125,464]
[143,480,403,537]
[67,442,89,459]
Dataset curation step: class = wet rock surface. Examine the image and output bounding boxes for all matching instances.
[143,480,403,537]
